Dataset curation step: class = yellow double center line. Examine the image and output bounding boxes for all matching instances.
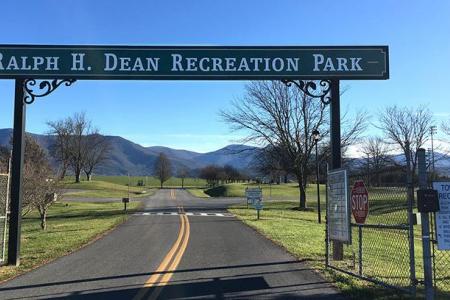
[134,190,190,300]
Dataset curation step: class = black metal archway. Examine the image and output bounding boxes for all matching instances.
[0,45,389,266]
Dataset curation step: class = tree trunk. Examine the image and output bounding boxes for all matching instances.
[160,180,163,189]
[181,178,184,189]
[85,171,92,181]
[75,166,81,183]
[59,164,67,180]
[298,180,307,209]
[40,210,47,230]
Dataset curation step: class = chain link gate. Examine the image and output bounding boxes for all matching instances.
[0,169,10,264]
[431,213,450,298]
[326,175,417,294]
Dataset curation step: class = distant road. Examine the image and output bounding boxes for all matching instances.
[0,189,343,299]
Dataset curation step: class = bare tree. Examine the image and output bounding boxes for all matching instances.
[360,136,391,186]
[67,113,92,183]
[442,122,450,137]
[0,146,9,174]
[221,81,328,209]
[223,82,367,208]
[377,105,433,179]
[253,145,288,184]
[177,166,189,189]
[46,119,72,179]
[47,112,109,183]
[83,134,111,181]
[22,135,60,229]
[154,153,172,188]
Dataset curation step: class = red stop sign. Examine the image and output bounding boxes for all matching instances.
[351,180,369,224]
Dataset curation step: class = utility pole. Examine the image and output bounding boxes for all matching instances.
[430,126,437,180]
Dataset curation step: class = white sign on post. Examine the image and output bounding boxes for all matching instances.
[433,182,450,250]
[327,168,351,244]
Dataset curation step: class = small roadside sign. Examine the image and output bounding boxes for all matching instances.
[351,180,369,224]
[246,187,263,219]
[122,197,130,212]
[246,187,262,206]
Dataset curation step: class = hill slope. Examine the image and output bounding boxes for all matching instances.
[0,128,258,175]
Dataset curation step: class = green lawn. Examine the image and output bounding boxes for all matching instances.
[228,201,412,299]
[203,182,325,199]
[83,176,207,188]
[186,187,210,198]
[63,180,153,198]
[229,196,449,299]
[0,201,140,282]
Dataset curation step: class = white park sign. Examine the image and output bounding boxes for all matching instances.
[327,168,351,243]
[433,182,450,250]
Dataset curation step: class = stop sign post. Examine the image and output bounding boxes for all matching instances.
[351,180,369,224]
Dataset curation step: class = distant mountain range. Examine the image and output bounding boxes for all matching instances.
[0,128,259,176]
[2,128,449,176]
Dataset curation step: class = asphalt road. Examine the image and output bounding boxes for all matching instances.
[0,189,343,299]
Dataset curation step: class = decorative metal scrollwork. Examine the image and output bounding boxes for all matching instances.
[23,79,76,104]
[281,79,332,105]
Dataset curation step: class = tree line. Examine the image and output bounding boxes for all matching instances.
[199,164,249,186]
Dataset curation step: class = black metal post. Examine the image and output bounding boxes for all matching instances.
[358,225,363,276]
[7,79,26,266]
[418,148,434,299]
[330,79,344,260]
[315,141,321,223]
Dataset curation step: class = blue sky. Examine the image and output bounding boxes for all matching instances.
[0,0,449,152]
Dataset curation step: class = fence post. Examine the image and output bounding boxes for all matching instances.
[358,225,363,276]
[418,148,434,299]
[405,141,417,296]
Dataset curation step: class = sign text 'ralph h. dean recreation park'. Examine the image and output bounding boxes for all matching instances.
[0,45,388,80]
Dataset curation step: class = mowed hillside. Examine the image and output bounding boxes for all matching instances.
[0,128,258,175]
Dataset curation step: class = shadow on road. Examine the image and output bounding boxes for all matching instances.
[0,260,305,293]
[8,276,338,300]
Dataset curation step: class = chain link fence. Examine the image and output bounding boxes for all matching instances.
[326,177,416,294]
[0,173,9,264]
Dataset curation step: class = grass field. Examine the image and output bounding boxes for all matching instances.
[0,201,140,282]
[63,180,153,198]
[186,187,210,198]
[228,201,414,299]
[203,182,323,199]
[229,193,450,299]
[80,176,207,188]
